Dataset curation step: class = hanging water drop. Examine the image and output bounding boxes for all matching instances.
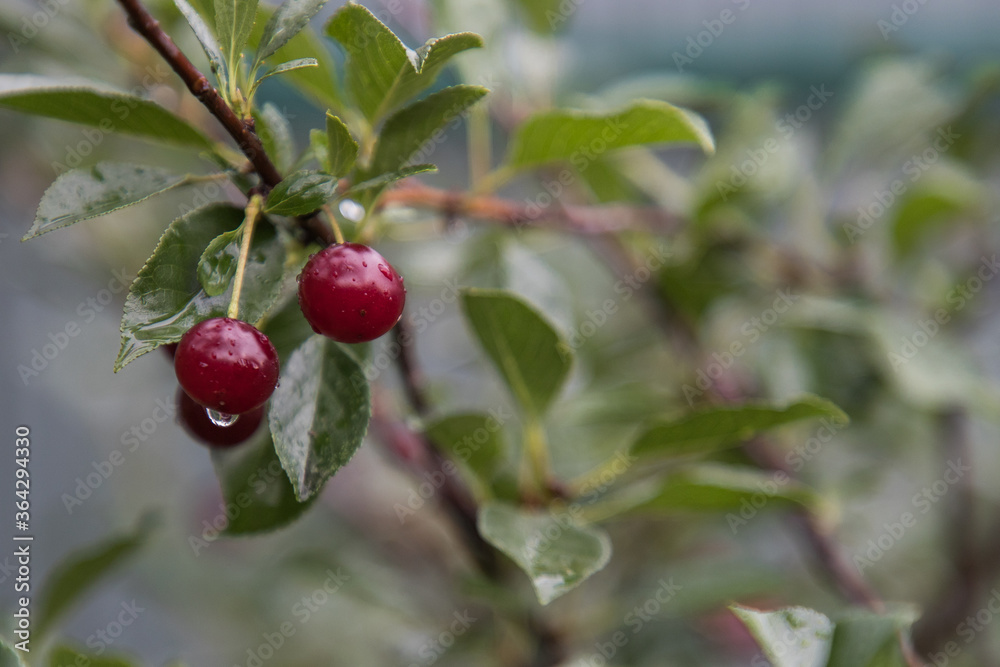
[206,409,239,427]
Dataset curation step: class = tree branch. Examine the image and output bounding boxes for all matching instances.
[114,0,337,246]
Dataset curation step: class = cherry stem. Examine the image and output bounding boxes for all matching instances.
[228,195,262,320]
[321,205,346,245]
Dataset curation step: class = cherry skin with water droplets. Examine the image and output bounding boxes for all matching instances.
[175,389,264,448]
[297,243,406,343]
[174,317,279,414]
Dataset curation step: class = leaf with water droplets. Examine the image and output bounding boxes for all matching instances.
[23,163,189,240]
[477,501,611,605]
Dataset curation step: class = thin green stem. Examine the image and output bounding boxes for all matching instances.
[321,204,346,245]
[473,165,515,195]
[227,194,263,320]
[467,104,492,188]
[521,415,551,500]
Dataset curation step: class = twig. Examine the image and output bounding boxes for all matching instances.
[377,181,684,235]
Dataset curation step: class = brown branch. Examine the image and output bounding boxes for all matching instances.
[114,0,337,246]
[377,181,684,235]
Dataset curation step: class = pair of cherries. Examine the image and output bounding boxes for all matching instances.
[175,243,405,448]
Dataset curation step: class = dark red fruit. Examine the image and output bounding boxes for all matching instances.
[174,317,279,414]
[176,389,263,448]
[297,243,406,343]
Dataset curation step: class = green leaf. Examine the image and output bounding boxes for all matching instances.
[215,0,259,68]
[631,395,848,459]
[326,112,358,178]
[175,0,228,88]
[265,170,339,215]
[268,336,371,502]
[0,637,27,667]
[254,0,329,68]
[368,85,488,176]
[502,100,714,173]
[255,102,295,173]
[345,164,436,198]
[252,57,319,94]
[326,3,483,123]
[250,2,340,110]
[461,288,573,416]
[0,75,211,149]
[626,464,818,513]
[730,605,834,667]
[260,292,316,364]
[35,513,156,641]
[477,501,611,605]
[23,163,188,240]
[826,608,917,667]
[211,430,315,535]
[197,228,242,296]
[48,646,139,667]
[116,204,285,370]
[425,413,506,498]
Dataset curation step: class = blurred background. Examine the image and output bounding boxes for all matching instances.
[2,0,1000,665]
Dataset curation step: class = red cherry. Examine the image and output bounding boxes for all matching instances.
[176,389,264,448]
[174,317,279,414]
[297,243,406,343]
